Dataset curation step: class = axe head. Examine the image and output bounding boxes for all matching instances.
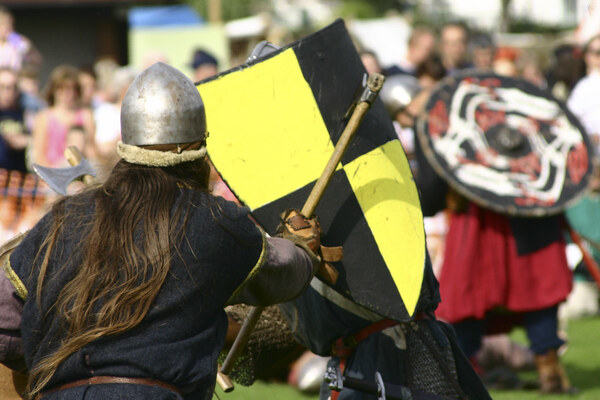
[32,159,97,195]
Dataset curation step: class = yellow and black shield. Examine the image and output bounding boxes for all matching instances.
[198,20,426,321]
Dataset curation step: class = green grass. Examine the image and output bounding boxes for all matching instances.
[214,381,318,400]
[214,316,600,400]
[490,316,600,400]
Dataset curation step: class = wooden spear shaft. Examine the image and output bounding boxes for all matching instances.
[219,73,385,384]
[301,98,376,216]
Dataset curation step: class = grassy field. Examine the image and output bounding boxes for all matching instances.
[490,315,600,400]
[214,316,600,400]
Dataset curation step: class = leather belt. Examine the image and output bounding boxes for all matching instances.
[329,312,429,400]
[40,376,182,398]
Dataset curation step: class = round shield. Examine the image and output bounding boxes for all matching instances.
[416,72,594,217]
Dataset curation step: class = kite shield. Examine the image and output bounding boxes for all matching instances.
[416,72,594,217]
[197,19,426,321]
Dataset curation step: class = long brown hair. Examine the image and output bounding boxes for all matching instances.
[28,157,211,398]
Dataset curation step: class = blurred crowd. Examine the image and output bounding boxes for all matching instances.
[0,6,225,174]
[0,5,226,243]
[356,19,600,314]
[1,3,600,395]
[352,19,600,394]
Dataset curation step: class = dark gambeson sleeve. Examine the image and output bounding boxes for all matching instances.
[0,268,25,371]
[0,231,30,371]
[1,213,55,371]
[227,236,318,306]
[204,195,317,306]
[6,212,54,298]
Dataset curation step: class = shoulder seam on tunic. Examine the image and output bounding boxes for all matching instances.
[2,258,27,300]
[226,228,268,304]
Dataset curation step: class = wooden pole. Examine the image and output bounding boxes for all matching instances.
[208,0,222,24]
[301,99,374,217]
[64,146,96,187]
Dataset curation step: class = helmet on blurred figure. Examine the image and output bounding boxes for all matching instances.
[118,62,207,166]
[379,74,421,118]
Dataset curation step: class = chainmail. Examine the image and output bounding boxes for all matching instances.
[403,320,463,398]
[218,304,300,386]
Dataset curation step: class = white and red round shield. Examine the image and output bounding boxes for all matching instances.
[416,72,594,217]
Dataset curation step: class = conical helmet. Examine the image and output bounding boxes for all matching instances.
[379,74,421,118]
[121,62,206,146]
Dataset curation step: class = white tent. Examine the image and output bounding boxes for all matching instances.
[348,17,412,69]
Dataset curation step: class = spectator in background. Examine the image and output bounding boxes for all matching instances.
[93,57,119,105]
[470,33,496,72]
[18,64,41,99]
[78,65,100,110]
[415,53,446,90]
[518,53,547,89]
[0,67,30,172]
[15,65,45,134]
[64,123,86,156]
[93,65,139,167]
[190,49,219,82]
[493,47,520,77]
[440,22,472,75]
[386,26,436,77]
[359,49,382,75]
[31,65,95,168]
[568,34,600,154]
[546,44,585,102]
[0,6,42,71]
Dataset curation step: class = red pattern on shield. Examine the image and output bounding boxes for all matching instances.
[418,72,594,216]
[428,100,449,138]
[514,193,556,207]
[509,153,541,178]
[475,105,505,132]
[567,143,589,184]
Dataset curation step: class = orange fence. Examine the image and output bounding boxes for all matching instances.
[0,168,54,245]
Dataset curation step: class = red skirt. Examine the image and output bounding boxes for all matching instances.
[435,203,572,324]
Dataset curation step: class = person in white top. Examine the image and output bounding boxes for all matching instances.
[93,66,139,166]
[567,34,600,154]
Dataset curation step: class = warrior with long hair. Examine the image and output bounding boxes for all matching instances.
[0,63,320,399]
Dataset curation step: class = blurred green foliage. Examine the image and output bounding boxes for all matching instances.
[509,18,576,34]
[185,0,412,22]
[336,0,410,19]
[186,0,271,22]
[183,0,578,36]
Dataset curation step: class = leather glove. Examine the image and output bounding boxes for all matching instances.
[275,209,321,256]
[276,209,342,284]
